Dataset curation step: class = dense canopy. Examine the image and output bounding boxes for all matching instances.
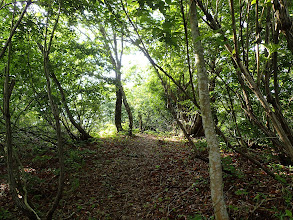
[0,0,293,219]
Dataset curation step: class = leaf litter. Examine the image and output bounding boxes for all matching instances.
[0,133,292,219]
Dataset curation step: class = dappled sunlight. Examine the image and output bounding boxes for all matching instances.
[23,167,36,173]
[1,0,293,218]
[0,182,9,197]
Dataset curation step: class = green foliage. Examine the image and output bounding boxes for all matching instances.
[65,148,84,171]
[195,139,207,152]
[1,0,293,218]
[0,207,12,219]
[234,189,249,196]
[222,156,237,175]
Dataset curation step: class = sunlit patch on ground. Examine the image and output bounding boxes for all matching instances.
[23,167,36,173]
[0,182,9,197]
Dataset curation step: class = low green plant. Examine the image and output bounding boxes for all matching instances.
[32,154,53,163]
[282,186,293,208]
[222,155,243,178]
[71,177,80,191]
[65,149,85,171]
[222,156,236,172]
[0,207,12,219]
[195,139,207,152]
[273,209,293,220]
[234,188,248,196]
[228,204,239,211]
[253,192,267,203]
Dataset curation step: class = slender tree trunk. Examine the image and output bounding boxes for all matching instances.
[273,0,293,54]
[41,4,64,218]
[195,0,293,162]
[3,9,40,219]
[43,53,65,220]
[190,1,229,219]
[121,86,133,136]
[50,70,91,140]
[4,78,40,220]
[138,112,143,133]
[0,0,32,60]
[99,26,126,133]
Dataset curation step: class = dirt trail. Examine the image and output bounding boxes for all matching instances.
[1,133,288,219]
[62,134,212,219]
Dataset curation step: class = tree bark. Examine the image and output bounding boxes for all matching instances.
[190,1,229,219]
[195,0,293,162]
[98,26,129,133]
[41,4,64,219]
[273,0,293,54]
[115,82,124,132]
[0,0,32,60]
[138,112,143,132]
[121,86,133,136]
[43,51,65,220]
[50,70,91,140]
[3,8,40,219]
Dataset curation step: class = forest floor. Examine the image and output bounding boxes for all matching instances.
[0,133,292,219]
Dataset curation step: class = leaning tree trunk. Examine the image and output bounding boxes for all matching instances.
[190,1,229,219]
[195,0,293,162]
[50,70,91,140]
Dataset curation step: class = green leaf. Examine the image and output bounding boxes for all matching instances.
[285,210,293,217]
[35,12,42,17]
[251,0,257,5]
[162,21,172,29]
[275,175,287,183]
[235,189,248,195]
[262,43,281,56]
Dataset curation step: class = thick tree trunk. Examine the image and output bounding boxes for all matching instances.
[115,83,124,132]
[186,112,205,137]
[190,1,229,219]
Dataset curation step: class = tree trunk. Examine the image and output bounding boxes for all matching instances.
[43,52,65,220]
[138,112,143,133]
[50,70,91,140]
[40,6,64,218]
[190,1,229,219]
[0,0,32,60]
[115,83,124,132]
[4,40,40,219]
[121,86,133,136]
[195,0,293,162]
[273,0,293,54]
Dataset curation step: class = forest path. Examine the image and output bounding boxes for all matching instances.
[63,133,212,219]
[0,133,289,219]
